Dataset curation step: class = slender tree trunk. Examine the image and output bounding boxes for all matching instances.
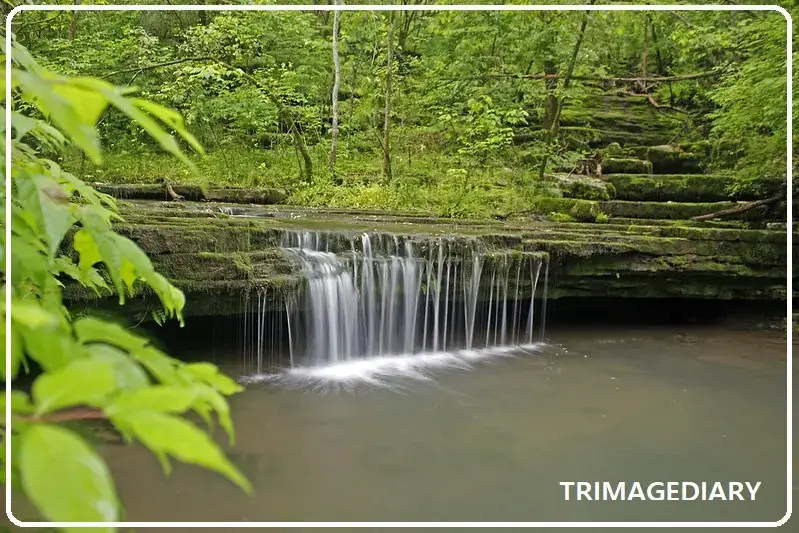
[349,63,357,123]
[69,0,81,40]
[330,0,342,181]
[542,59,558,131]
[382,11,395,183]
[649,15,666,76]
[538,2,595,179]
[198,0,207,25]
[292,121,313,183]
[642,23,648,78]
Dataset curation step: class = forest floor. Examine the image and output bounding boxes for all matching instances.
[61,139,567,219]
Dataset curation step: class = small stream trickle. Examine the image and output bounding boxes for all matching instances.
[239,230,549,386]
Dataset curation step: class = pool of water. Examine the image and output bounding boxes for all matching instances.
[10,325,792,527]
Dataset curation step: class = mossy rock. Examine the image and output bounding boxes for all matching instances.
[601,174,783,203]
[584,129,677,148]
[205,188,288,204]
[531,197,600,222]
[598,200,775,221]
[645,145,703,174]
[603,142,625,157]
[553,174,615,201]
[601,158,653,175]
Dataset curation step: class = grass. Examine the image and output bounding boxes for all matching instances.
[61,136,563,219]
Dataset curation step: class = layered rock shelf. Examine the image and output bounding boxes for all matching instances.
[63,199,788,320]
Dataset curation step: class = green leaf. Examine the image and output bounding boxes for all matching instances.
[99,87,196,170]
[1,325,23,381]
[110,411,252,493]
[180,362,243,396]
[85,344,150,392]
[106,386,197,416]
[10,301,57,328]
[20,424,118,527]
[18,321,82,372]
[14,173,75,257]
[54,256,110,296]
[74,317,147,352]
[130,346,181,385]
[2,390,35,416]
[131,98,205,156]
[32,357,117,414]
[13,70,103,163]
[194,384,237,446]
[73,228,103,273]
[52,80,109,126]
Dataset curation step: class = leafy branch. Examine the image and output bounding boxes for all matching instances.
[4,38,252,529]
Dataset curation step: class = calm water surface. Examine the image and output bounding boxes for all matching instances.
[11,325,792,529]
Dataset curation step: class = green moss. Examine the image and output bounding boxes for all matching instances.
[554,174,613,201]
[602,174,783,203]
[601,158,653,175]
[600,200,741,220]
[62,200,786,315]
[645,145,703,174]
[529,198,600,222]
[550,212,577,222]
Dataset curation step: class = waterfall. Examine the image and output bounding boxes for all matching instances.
[240,230,549,383]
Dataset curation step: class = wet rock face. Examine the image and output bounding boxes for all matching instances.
[62,200,788,321]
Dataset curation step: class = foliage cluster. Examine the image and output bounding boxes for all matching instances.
[11,3,787,215]
[3,39,250,529]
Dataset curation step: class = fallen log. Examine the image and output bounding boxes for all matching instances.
[92,183,288,205]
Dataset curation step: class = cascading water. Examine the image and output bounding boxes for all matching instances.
[240,230,549,387]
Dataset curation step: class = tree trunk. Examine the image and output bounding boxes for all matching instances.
[349,63,358,123]
[382,11,395,183]
[292,121,313,184]
[198,0,207,25]
[330,0,342,181]
[538,2,595,179]
[649,15,665,76]
[69,0,81,40]
[542,59,558,132]
[642,23,648,79]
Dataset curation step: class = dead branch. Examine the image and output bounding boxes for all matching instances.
[462,71,722,83]
[159,178,185,201]
[691,194,784,221]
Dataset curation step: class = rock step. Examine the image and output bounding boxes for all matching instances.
[601,174,784,202]
[514,127,677,149]
[602,144,704,174]
[599,200,779,221]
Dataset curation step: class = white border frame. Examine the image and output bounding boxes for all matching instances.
[4,3,792,529]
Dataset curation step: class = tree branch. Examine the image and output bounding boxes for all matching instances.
[635,93,689,114]
[458,71,722,83]
[691,194,784,221]
[15,407,107,424]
